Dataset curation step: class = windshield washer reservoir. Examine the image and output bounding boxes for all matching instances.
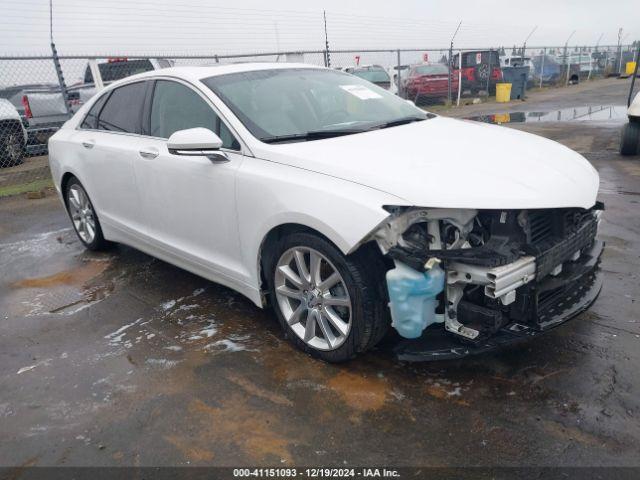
[386,260,445,339]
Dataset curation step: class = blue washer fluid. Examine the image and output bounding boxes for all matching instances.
[385,260,445,339]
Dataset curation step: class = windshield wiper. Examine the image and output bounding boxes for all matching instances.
[367,115,430,130]
[261,128,366,144]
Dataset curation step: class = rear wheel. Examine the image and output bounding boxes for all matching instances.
[266,232,389,362]
[620,122,640,156]
[65,177,109,251]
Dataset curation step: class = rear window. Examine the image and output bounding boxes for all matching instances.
[350,68,390,84]
[413,65,448,75]
[97,82,147,133]
[84,60,154,84]
[457,51,500,67]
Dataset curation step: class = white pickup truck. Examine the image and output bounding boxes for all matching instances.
[2,58,172,156]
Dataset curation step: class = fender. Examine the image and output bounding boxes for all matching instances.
[236,156,403,303]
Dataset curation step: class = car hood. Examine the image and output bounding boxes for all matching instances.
[255,116,599,209]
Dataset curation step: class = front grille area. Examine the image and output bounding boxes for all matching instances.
[528,210,554,244]
[526,208,595,245]
[532,216,598,279]
[537,267,599,326]
[523,207,599,280]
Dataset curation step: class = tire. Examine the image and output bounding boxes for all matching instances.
[64,177,110,251]
[620,122,640,156]
[0,129,25,168]
[265,232,390,362]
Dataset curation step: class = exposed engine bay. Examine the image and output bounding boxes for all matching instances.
[374,203,604,358]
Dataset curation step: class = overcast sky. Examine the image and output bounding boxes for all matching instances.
[2,0,639,56]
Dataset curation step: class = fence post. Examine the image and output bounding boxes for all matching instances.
[457,49,462,106]
[487,49,492,95]
[323,10,331,68]
[539,47,545,88]
[88,59,104,92]
[565,43,571,86]
[50,42,71,115]
[396,49,402,98]
[447,45,453,104]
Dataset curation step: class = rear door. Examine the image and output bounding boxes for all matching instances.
[74,81,149,234]
[132,78,246,280]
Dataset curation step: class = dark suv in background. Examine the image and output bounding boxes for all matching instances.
[452,50,503,95]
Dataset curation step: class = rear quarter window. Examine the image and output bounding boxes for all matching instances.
[80,92,109,130]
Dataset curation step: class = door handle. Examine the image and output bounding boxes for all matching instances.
[139,148,159,159]
[82,140,95,149]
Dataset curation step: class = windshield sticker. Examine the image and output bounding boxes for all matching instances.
[340,84,383,100]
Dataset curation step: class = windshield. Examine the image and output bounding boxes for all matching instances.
[202,68,427,143]
[349,69,390,83]
[413,65,448,75]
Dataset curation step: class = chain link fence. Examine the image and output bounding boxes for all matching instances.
[0,44,637,197]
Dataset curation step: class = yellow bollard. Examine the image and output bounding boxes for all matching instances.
[496,83,512,103]
[626,62,637,76]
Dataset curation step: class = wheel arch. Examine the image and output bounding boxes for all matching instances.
[255,214,390,306]
[60,171,77,201]
[256,221,347,306]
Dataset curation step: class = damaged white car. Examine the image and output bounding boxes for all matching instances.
[48,64,604,362]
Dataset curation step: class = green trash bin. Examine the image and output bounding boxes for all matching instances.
[501,66,530,99]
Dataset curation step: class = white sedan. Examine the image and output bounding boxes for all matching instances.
[49,64,604,362]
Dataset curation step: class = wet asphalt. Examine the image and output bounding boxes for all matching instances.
[1,78,639,468]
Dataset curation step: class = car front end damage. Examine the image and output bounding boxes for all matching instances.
[373,204,604,360]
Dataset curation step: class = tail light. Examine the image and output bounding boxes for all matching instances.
[21,95,32,119]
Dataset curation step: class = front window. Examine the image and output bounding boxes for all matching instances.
[149,80,240,150]
[202,68,427,143]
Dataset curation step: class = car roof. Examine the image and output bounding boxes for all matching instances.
[108,62,325,88]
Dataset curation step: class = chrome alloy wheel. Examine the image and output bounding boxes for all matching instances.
[67,184,96,244]
[274,247,352,351]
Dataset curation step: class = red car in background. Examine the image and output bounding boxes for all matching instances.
[403,64,457,104]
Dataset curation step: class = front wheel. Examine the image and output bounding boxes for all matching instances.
[266,232,389,362]
[620,122,640,156]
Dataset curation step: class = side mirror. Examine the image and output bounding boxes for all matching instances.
[167,127,228,162]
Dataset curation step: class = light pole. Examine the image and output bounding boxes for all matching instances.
[522,25,537,60]
[617,28,623,75]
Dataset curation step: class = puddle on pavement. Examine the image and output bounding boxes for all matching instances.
[12,260,116,316]
[2,228,117,316]
[467,105,627,125]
